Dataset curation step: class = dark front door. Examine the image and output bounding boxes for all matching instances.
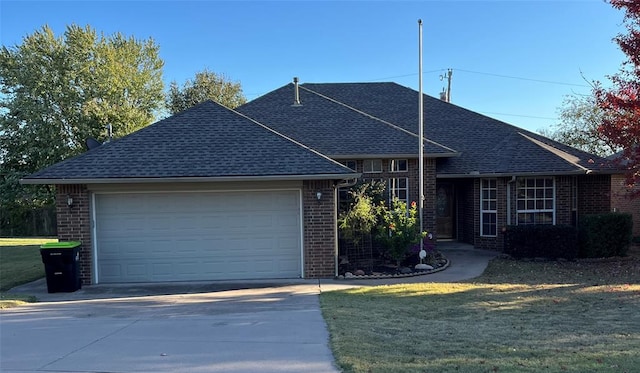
[436,183,455,239]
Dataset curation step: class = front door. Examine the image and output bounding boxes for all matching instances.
[436,183,455,239]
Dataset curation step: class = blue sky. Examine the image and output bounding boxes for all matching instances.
[0,0,627,133]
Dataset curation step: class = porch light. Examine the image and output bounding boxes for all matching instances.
[316,191,322,201]
[67,194,73,207]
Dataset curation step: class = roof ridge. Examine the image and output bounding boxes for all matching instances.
[227,103,356,173]
[299,85,458,154]
[518,132,592,173]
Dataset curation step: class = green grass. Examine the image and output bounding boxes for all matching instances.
[0,237,56,308]
[321,250,640,373]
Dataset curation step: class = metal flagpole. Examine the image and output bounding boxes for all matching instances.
[418,19,425,263]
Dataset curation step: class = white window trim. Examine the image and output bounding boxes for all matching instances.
[389,159,408,173]
[389,177,409,206]
[516,177,556,225]
[480,179,498,237]
[363,159,382,173]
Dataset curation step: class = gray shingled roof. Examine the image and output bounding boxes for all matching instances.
[22,101,358,183]
[236,83,457,158]
[300,82,618,176]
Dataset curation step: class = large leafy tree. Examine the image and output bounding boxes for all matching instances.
[595,0,640,196]
[542,94,620,157]
[167,69,246,114]
[0,24,164,230]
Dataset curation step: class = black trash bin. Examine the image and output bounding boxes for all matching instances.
[40,241,82,293]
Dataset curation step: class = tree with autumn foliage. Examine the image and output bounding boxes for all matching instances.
[595,0,640,197]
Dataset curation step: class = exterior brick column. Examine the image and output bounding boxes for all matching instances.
[302,180,336,278]
[55,184,92,284]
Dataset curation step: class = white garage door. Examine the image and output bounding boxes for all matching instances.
[94,190,302,283]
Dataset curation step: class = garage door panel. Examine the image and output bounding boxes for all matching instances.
[95,190,302,283]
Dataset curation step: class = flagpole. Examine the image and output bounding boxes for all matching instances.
[418,19,425,261]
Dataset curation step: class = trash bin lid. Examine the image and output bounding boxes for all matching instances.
[40,241,81,249]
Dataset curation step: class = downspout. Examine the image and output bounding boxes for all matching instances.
[506,176,516,226]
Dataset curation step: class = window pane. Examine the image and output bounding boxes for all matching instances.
[490,201,497,210]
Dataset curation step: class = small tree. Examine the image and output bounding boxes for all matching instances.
[338,182,385,252]
[376,198,425,268]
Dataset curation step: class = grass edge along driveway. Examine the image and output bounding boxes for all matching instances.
[0,237,55,308]
[320,254,640,373]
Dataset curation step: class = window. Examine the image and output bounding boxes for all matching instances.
[363,159,382,173]
[480,179,497,236]
[516,177,555,225]
[342,160,357,171]
[390,159,408,172]
[389,178,409,206]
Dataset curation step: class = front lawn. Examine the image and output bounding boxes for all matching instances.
[320,249,640,373]
[0,237,55,308]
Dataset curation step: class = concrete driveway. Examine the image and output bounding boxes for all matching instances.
[1,284,338,373]
[0,243,497,373]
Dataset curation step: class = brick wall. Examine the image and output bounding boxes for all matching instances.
[302,180,336,278]
[611,174,640,236]
[555,176,573,226]
[577,175,611,217]
[56,184,92,284]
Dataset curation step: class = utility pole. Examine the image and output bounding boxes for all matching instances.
[439,68,453,102]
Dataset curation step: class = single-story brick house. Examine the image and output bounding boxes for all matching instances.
[23,79,623,284]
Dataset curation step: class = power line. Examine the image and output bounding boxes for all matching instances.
[455,68,590,88]
[480,111,558,121]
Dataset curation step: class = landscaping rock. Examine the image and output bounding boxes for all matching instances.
[399,267,412,274]
[354,269,365,276]
[345,272,354,278]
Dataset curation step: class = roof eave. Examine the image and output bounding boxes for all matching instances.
[330,152,460,160]
[436,170,594,179]
[20,173,362,185]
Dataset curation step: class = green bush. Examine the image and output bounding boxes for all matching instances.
[504,225,578,260]
[578,213,632,258]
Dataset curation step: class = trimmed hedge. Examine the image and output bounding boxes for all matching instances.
[578,213,632,258]
[504,225,578,260]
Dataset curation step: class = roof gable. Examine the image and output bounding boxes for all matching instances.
[23,101,357,183]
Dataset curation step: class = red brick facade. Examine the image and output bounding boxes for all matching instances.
[55,184,93,285]
[302,180,337,278]
[445,174,614,251]
[611,174,640,236]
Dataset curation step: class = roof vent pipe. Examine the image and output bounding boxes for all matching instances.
[292,77,302,106]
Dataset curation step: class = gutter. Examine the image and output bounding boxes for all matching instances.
[20,172,362,185]
[329,152,460,159]
[436,170,592,179]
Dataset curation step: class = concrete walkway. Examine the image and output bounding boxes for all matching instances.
[1,243,497,373]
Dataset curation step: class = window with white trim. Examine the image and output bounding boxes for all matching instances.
[389,159,408,172]
[363,159,382,173]
[480,179,497,236]
[517,177,555,225]
[389,177,409,206]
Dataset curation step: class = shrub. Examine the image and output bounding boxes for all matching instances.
[504,225,578,260]
[578,213,632,258]
[376,198,425,267]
